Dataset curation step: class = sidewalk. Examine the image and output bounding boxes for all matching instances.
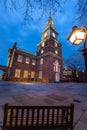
[0,81,87,130]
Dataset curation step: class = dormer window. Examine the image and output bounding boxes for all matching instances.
[55,50,58,54]
[42,42,44,47]
[17,55,23,62]
[41,50,44,54]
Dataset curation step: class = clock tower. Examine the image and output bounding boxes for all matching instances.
[36,17,63,82]
[42,16,58,40]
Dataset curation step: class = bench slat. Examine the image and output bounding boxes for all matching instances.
[20,109,24,126]
[26,109,29,126]
[9,109,13,126]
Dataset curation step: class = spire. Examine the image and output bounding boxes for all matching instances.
[46,16,54,28]
[12,42,17,49]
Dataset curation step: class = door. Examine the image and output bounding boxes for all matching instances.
[55,72,60,82]
[53,60,60,82]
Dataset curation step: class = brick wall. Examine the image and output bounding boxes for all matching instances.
[9,51,36,82]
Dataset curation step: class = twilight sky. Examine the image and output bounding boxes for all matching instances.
[0,0,83,68]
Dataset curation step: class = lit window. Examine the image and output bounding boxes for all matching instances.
[15,69,21,78]
[31,71,35,78]
[40,58,43,65]
[23,70,28,78]
[42,42,44,47]
[39,71,42,79]
[52,32,55,37]
[25,57,30,64]
[55,42,57,47]
[17,55,23,62]
[41,50,44,54]
[32,59,36,65]
[55,50,58,54]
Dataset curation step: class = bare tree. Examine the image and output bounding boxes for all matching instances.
[77,0,87,25]
[64,53,85,70]
[2,0,65,22]
[64,52,85,81]
[1,0,87,25]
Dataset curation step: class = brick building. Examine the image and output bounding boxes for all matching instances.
[7,17,63,82]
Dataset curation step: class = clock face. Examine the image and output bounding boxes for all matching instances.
[52,32,56,37]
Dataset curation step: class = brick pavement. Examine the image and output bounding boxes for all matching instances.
[0,81,87,130]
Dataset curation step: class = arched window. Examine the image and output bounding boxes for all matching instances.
[53,60,60,72]
[55,42,57,47]
[41,50,44,54]
[42,42,44,47]
[55,50,58,54]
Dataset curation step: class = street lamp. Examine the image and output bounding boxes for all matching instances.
[67,26,87,72]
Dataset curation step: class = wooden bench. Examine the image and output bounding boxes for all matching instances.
[2,103,74,130]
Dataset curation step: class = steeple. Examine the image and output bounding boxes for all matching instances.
[46,16,54,28]
[42,17,58,40]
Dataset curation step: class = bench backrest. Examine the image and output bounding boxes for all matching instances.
[2,103,74,130]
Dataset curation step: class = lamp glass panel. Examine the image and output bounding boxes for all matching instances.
[74,39,83,44]
[69,33,76,43]
[75,31,85,40]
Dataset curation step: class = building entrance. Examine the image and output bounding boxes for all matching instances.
[55,72,60,82]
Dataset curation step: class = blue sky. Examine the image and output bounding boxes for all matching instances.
[0,0,82,68]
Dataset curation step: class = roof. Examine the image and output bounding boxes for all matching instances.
[42,26,58,35]
[16,48,36,58]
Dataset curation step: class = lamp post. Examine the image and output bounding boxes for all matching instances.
[67,26,87,72]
